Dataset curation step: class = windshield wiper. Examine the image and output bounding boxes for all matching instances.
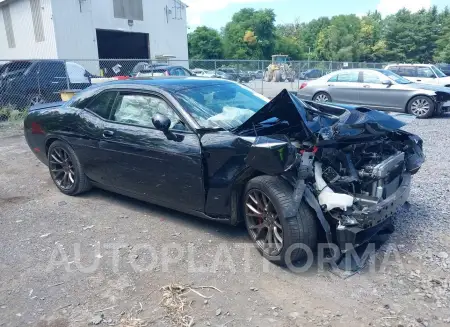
[197,126,225,133]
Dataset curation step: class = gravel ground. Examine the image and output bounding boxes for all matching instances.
[0,115,449,327]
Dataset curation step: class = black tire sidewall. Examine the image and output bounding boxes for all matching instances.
[48,141,82,195]
[407,96,434,118]
[244,177,317,265]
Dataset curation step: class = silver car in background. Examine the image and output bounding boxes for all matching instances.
[296,69,450,118]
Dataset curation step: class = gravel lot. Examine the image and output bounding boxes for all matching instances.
[1,115,450,327]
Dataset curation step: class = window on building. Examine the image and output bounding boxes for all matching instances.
[2,5,16,48]
[30,0,45,42]
[113,0,143,21]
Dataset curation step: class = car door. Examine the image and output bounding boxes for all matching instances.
[415,66,438,85]
[38,61,68,102]
[98,90,204,211]
[397,66,417,83]
[326,70,362,104]
[358,70,404,111]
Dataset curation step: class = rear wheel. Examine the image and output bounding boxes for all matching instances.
[48,141,91,196]
[244,176,318,266]
[407,96,434,118]
[313,92,331,103]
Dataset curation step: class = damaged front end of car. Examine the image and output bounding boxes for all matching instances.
[234,90,425,253]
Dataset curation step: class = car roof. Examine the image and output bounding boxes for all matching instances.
[102,77,234,92]
[386,64,434,67]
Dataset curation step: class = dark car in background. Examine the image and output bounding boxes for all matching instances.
[0,60,92,109]
[136,65,194,77]
[299,69,324,80]
[217,68,251,82]
[249,70,264,80]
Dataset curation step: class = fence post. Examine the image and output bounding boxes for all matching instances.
[214,60,217,75]
[64,59,70,90]
[261,60,264,96]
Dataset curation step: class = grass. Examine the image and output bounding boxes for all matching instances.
[0,106,28,122]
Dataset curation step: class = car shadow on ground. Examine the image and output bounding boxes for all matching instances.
[78,188,249,242]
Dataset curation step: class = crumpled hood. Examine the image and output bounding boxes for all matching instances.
[233,89,407,141]
[232,89,313,140]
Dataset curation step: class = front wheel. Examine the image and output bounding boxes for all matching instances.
[244,176,318,266]
[48,141,92,196]
[407,96,435,118]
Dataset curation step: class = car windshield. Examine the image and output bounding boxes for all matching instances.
[430,65,446,78]
[380,70,412,84]
[174,83,269,129]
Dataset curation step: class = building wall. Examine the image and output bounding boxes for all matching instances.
[52,0,188,72]
[0,0,58,59]
[51,0,98,72]
[0,0,188,70]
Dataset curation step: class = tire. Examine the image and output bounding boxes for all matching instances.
[313,92,332,103]
[274,70,282,82]
[243,176,318,266]
[407,96,435,118]
[48,140,92,196]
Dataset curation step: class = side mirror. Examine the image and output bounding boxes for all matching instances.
[152,114,171,132]
[381,79,392,86]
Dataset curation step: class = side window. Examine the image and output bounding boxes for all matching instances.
[336,71,359,82]
[182,68,193,76]
[398,66,416,77]
[112,92,187,131]
[417,67,435,78]
[363,71,382,84]
[40,62,66,78]
[388,66,399,73]
[328,75,338,82]
[85,91,117,119]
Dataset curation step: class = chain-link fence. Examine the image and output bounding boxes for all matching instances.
[0,58,391,121]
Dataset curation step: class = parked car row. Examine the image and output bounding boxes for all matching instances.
[296,68,450,118]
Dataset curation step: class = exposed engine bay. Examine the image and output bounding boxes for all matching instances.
[237,89,425,250]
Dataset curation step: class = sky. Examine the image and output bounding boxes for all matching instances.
[183,0,449,30]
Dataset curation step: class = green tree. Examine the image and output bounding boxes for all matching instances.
[434,14,450,62]
[188,26,224,59]
[223,8,276,59]
[315,14,361,61]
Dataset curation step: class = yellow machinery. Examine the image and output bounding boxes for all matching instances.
[264,55,295,82]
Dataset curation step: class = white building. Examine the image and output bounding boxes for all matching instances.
[0,0,189,73]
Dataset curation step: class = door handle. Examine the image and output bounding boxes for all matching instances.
[416,79,422,82]
[328,84,334,87]
[363,85,370,88]
[103,130,114,138]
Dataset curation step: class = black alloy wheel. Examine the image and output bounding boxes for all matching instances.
[49,146,75,191]
[245,189,283,256]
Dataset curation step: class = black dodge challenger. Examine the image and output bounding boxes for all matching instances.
[24,78,425,265]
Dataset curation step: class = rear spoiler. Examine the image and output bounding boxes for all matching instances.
[29,101,65,112]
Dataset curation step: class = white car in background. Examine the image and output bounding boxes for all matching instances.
[385,64,450,87]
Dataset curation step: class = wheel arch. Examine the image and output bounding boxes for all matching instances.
[229,167,265,225]
[45,137,65,156]
[312,90,331,101]
[405,93,436,113]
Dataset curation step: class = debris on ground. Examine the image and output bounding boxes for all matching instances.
[160,284,223,327]
[90,314,103,325]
